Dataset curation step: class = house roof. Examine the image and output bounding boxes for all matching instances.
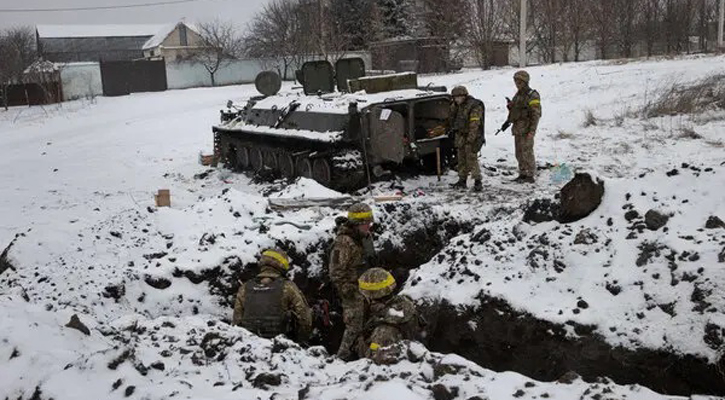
[37,24,164,39]
[142,22,200,50]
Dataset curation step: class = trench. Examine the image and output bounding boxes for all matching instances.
[181,209,723,397]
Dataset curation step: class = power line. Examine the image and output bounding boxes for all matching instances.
[0,0,216,13]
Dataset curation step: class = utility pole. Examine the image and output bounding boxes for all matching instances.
[719,0,724,51]
[519,0,527,67]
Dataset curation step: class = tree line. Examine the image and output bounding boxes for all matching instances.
[243,0,722,71]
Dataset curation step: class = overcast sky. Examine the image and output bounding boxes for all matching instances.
[0,0,269,32]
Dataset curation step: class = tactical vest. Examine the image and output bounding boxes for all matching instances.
[240,277,287,338]
[452,97,486,146]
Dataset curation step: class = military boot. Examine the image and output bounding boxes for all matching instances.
[511,175,526,182]
[473,179,482,192]
[450,178,467,189]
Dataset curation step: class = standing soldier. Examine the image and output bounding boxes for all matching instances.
[501,70,542,183]
[232,248,312,343]
[329,202,377,360]
[355,267,418,365]
[446,85,485,192]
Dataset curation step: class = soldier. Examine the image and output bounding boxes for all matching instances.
[355,268,418,364]
[501,70,542,183]
[232,248,312,343]
[446,85,485,192]
[329,202,377,360]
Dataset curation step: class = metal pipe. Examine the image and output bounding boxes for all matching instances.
[519,0,527,67]
[719,0,724,50]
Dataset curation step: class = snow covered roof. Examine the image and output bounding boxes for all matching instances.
[36,24,164,39]
[142,22,200,50]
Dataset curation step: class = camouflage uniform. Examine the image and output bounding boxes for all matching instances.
[356,295,418,364]
[232,254,312,343]
[329,223,377,359]
[448,94,485,183]
[506,71,542,179]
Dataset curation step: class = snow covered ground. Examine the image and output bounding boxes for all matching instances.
[1,54,724,399]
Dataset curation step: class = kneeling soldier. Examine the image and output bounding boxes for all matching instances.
[356,267,418,364]
[232,248,312,343]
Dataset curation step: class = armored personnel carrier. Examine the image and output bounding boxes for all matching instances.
[212,58,453,191]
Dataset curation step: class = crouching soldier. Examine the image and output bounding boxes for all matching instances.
[329,202,378,360]
[356,267,418,364]
[232,248,312,343]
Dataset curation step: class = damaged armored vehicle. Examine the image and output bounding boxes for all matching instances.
[212,58,453,191]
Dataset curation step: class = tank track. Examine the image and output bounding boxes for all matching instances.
[214,130,366,192]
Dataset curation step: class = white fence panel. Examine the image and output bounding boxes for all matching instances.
[59,62,103,101]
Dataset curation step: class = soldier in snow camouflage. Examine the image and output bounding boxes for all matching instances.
[501,70,542,183]
[232,249,312,343]
[328,202,377,360]
[355,268,418,365]
[447,85,485,192]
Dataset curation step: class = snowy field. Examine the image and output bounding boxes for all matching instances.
[1,54,724,399]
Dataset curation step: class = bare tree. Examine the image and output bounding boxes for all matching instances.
[589,0,617,58]
[193,20,243,86]
[418,0,470,63]
[0,26,37,110]
[244,0,308,80]
[531,0,564,63]
[466,0,505,68]
[612,0,638,57]
[559,0,592,61]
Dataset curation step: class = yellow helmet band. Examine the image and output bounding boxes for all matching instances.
[348,211,373,221]
[359,274,395,291]
[262,250,290,269]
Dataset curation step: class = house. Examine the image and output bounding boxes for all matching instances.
[36,24,163,62]
[142,22,204,62]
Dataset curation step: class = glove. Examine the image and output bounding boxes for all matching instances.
[506,97,512,110]
[501,121,511,131]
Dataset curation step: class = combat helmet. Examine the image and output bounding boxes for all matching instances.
[451,86,468,97]
[358,267,397,300]
[513,70,530,83]
[259,248,290,273]
[347,202,374,225]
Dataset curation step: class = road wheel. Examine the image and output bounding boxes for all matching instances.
[296,157,312,178]
[279,153,295,178]
[263,149,278,169]
[238,147,250,169]
[250,148,264,171]
[312,158,332,187]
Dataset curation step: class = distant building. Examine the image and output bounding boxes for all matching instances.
[36,24,163,62]
[142,22,204,62]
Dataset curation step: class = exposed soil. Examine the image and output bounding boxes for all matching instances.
[420,296,725,396]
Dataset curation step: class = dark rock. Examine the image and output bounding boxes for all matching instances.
[110,231,123,239]
[431,384,458,400]
[150,361,165,371]
[0,237,19,277]
[624,210,640,222]
[65,314,91,336]
[666,169,679,177]
[252,373,282,389]
[298,384,310,400]
[523,198,560,224]
[573,229,597,245]
[577,300,589,309]
[558,173,605,223]
[705,216,725,229]
[124,385,136,397]
[557,371,580,384]
[513,389,526,398]
[645,210,669,231]
[112,379,123,391]
[144,275,172,290]
[704,324,724,350]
